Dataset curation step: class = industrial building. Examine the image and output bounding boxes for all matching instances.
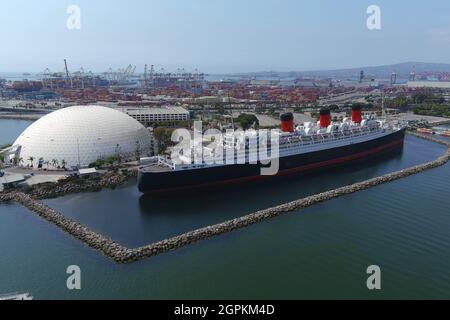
[6,105,154,169]
[407,81,450,89]
[120,106,190,123]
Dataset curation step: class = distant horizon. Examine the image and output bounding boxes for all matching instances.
[2,60,450,76]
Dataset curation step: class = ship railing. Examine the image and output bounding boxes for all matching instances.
[157,156,176,170]
[278,126,383,150]
[189,126,386,161]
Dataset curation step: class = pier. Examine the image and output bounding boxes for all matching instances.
[1,132,449,263]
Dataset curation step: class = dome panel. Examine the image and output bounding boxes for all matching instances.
[13,105,153,168]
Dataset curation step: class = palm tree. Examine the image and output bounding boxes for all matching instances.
[61,159,66,169]
[37,157,44,170]
[135,141,141,160]
[52,159,58,168]
[28,156,34,168]
[115,144,122,164]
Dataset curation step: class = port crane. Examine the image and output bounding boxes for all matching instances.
[64,59,73,88]
[103,64,136,82]
[409,66,416,81]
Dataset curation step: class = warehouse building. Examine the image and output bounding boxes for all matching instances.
[120,106,190,123]
[407,81,450,89]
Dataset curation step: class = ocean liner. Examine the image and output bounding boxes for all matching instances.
[138,106,406,194]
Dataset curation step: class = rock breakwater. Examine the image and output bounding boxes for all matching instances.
[29,170,137,200]
[1,132,449,263]
[0,192,132,262]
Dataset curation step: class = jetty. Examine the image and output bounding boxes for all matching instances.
[0,292,33,300]
[0,132,449,263]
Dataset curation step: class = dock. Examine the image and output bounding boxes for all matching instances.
[0,293,33,300]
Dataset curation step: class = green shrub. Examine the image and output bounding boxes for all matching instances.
[236,114,259,130]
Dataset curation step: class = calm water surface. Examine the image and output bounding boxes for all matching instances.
[0,119,33,145]
[1,120,450,299]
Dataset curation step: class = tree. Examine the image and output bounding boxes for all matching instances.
[153,128,176,154]
[135,141,141,160]
[412,92,429,104]
[38,157,44,169]
[89,159,105,169]
[28,156,34,167]
[236,114,259,130]
[388,96,409,108]
[105,155,119,165]
[413,104,450,118]
[114,144,122,163]
[52,159,59,168]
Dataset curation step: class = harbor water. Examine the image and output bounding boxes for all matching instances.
[1,120,450,299]
[0,119,33,145]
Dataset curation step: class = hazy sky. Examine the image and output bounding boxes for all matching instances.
[1,0,450,73]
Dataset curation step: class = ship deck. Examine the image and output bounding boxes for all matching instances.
[139,164,173,173]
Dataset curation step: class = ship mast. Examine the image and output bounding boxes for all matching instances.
[381,89,391,128]
[228,93,234,130]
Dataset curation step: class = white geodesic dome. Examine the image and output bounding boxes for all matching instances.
[12,105,152,168]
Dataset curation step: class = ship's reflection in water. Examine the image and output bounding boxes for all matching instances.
[136,148,401,227]
[138,154,395,211]
[45,135,444,248]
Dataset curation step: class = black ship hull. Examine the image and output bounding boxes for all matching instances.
[138,128,406,195]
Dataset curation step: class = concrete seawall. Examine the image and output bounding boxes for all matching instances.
[0,114,43,121]
[1,132,449,263]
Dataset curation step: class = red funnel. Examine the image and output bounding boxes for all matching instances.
[280,113,294,132]
[320,109,331,128]
[352,105,362,123]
